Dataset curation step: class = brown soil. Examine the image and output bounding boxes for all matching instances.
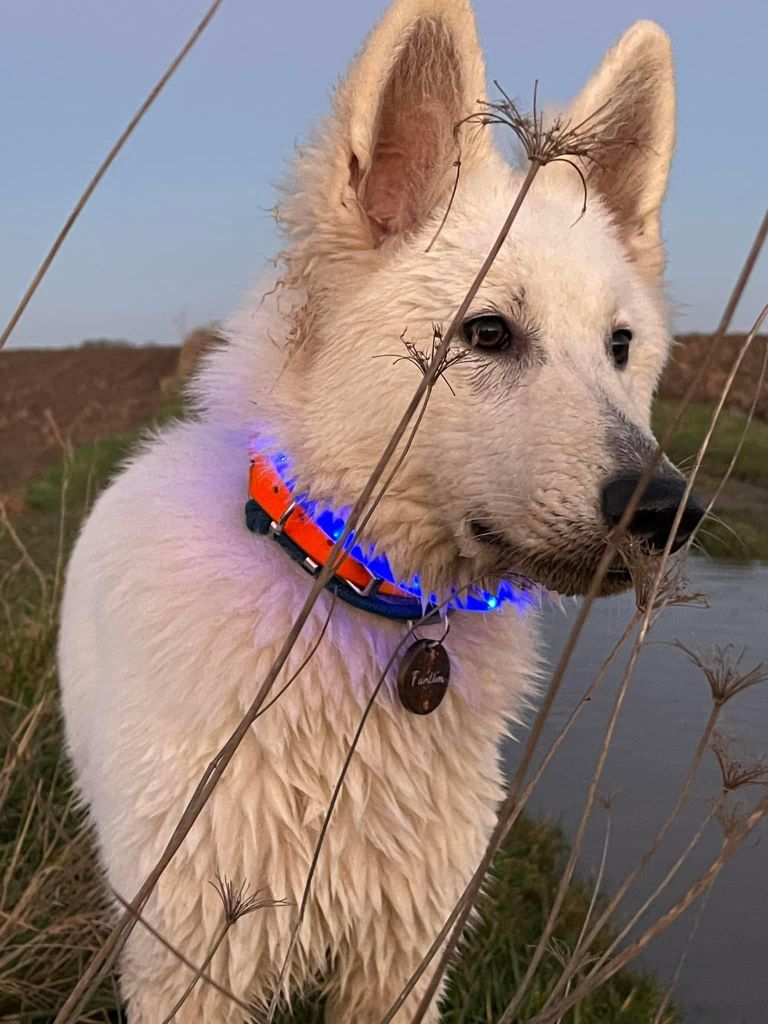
[660,333,768,419]
[1,333,764,497]
[0,345,179,495]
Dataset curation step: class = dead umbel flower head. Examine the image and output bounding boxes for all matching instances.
[673,641,768,705]
[711,733,768,793]
[211,874,288,925]
[379,324,469,395]
[608,535,706,615]
[425,81,637,252]
[460,81,635,209]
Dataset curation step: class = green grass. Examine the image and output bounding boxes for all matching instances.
[652,399,768,489]
[652,399,768,561]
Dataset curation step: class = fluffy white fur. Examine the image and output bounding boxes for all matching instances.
[59,1,677,1020]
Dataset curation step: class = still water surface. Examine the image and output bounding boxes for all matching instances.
[503,560,768,1024]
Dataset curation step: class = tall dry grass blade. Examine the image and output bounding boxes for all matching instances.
[0,502,49,600]
[686,311,768,553]
[263,627,416,1022]
[714,209,768,334]
[0,0,226,350]
[652,885,713,1024]
[583,806,717,980]
[553,801,613,1024]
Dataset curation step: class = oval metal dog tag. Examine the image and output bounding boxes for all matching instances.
[396,639,450,715]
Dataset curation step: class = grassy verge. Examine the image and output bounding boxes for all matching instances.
[652,398,768,561]
[10,393,761,1021]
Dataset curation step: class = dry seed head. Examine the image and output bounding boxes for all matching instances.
[711,732,768,793]
[673,641,768,705]
[211,874,288,925]
[597,791,616,812]
[615,540,704,615]
[459,81,639,213]
[378,324,468,395]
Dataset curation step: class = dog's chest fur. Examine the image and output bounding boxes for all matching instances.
[60,412,539,1002]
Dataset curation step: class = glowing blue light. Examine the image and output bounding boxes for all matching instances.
[261,450,531,615]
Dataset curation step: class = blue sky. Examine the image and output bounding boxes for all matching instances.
[1,0,766,348]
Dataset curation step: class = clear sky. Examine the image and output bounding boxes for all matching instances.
[1,0,766,348]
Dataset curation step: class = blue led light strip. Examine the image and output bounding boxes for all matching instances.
[257,451,531,616]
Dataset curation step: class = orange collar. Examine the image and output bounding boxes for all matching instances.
[245,454,426,620]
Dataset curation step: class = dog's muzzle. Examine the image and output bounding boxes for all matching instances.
[601,474,705,553]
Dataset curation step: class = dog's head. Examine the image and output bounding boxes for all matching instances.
[238,0,703,598]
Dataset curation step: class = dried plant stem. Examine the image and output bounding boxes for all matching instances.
[654,209,768,463]
[111,891,253,1014]
[714,209,768,335]
[55,160,543,1024]
[514,611,641,821]
[652,885,713,1024]
[345,386,433,553]
[681,300,768,516]
[159,921,230,1024]
[540,695,720,1016]
[0,0,226,350]
[51,473,70,615]
[0,698,49,810]
[554,807,611,1024]
[496,607,653,1023]
[0,503,49,600]
[264,625,417,1022]
[582,809,612,949]
[252,594,338,721]
[597,808,716,971]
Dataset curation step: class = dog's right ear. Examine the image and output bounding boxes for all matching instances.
[320,0,491,248]
[340,0,490,245]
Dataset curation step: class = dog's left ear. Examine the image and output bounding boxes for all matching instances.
[567,22,675,279]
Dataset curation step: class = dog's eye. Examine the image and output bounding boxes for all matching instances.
[463,315,511,352]
[610,328,632,368]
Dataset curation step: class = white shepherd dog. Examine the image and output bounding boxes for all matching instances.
[59,1,702,1020]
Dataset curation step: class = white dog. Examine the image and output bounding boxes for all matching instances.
[59,1,701,1020]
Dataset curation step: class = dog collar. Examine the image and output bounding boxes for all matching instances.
[245,452,529,621]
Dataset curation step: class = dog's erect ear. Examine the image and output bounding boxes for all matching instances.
[336,0,490,245]
[567,22,675,279]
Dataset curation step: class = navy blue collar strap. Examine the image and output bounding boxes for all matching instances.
[245,496,430,621]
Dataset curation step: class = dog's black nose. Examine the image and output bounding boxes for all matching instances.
[601,475,705,553]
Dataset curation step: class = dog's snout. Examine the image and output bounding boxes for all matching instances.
[601,475,705,553]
